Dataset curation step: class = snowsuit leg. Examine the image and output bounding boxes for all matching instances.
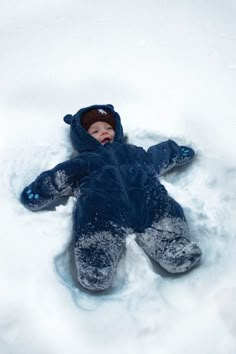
[73,194,126,292]
[136,196,202,274]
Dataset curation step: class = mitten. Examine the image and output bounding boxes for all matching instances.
[177,146,195,165]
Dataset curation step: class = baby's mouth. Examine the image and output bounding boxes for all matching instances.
[101,137,112,144]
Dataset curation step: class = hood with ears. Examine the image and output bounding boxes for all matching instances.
[63,104,124,153]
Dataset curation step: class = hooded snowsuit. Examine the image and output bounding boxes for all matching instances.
[21,104,202,291]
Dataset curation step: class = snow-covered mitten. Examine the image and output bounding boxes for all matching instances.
[177,146,195,165]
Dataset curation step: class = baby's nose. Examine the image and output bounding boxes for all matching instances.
[101,129,108,135]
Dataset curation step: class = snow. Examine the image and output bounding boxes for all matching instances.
[98,109,108,115]
[1,0,236,353]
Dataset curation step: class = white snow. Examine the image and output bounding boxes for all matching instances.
[98,109,108,115]
[1,0,236,353]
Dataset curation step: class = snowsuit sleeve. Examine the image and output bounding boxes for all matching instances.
[147,139,195,176]
[21,157,88,211]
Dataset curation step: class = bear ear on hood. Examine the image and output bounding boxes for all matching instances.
[106,104,114,110]
[63,114,73,125]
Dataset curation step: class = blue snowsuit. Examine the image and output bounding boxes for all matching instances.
[21,104,202,291]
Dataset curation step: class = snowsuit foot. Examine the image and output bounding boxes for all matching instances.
[74,231,125,292]
[136,216,202,274]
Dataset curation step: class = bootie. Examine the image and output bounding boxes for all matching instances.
[155,237,202,273]
[136,222,202,274]
[74,231,125,292]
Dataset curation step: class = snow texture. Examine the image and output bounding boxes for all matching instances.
[136,217,201,273]
[1,1,236,354]
[75,230,125,292]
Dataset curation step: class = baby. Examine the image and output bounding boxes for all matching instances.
[21,104,202,292]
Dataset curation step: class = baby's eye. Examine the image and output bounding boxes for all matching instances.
[91,130,98,134]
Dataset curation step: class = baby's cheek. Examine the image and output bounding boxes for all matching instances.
[95,135,101,142]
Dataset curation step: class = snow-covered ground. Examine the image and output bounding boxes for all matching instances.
[1,1,236,353]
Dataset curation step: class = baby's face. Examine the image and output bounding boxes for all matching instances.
[88,121,115,144]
